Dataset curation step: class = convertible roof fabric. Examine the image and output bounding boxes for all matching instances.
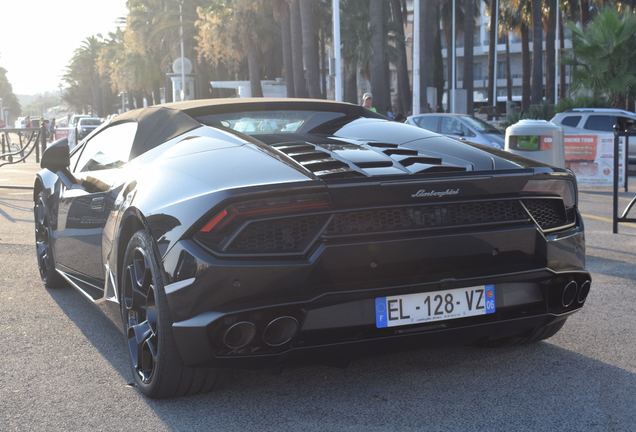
[112,106,201,158]
[111,98,378,158]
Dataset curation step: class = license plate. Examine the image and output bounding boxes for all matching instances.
[375,285,496,328]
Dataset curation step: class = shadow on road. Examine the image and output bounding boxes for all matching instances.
[47,284,636,431]
[587,254,636,281]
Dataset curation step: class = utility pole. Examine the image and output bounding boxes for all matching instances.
[412,0,420,115]
[179,0,186,101]
[332,0,342,101]
[555,0,560,104]
[451,0,456,113]
[492,0,499,111]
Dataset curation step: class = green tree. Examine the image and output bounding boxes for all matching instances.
[369,0,389,113]
[0,65,21,125]
[566,7,636,106]
[63,36,116,115]
[300,0,321,98]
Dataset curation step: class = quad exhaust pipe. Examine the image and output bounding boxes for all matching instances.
[222,316,300,350]
[263,316,299,347]
[578,280,591,304]
[560,279,591,308]
[222,321,256,350]
[561,281,578,308]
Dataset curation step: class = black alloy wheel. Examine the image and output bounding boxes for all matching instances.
[34,192,66,288]
[122,246,159,384]
[120,230,218,398]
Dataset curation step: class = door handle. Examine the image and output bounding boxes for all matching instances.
[90,197,105,212]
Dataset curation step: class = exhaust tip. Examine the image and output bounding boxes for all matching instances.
[263,316,299,347]
[222,321,256,350]
[578,280,591,304]
[562,281,578,308]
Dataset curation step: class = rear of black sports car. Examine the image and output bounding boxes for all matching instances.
[157,118,590,369]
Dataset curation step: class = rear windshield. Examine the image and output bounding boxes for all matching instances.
[80,119,102,126]
[461,116,501,133]
[197,110,356,135]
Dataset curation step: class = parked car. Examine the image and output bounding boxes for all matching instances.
[551,108,636,165]
[405,113,505,149]
[35,98,590,398]
[76,117,102,140]
[67,114,91,148]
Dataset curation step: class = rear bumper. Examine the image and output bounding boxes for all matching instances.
[162,221,589,367]
[169,271,589,368]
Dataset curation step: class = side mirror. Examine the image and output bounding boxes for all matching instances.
[41,139,70,172]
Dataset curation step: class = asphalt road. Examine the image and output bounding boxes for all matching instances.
[1,176,635,431]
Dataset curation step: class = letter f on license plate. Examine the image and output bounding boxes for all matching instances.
[375,284,496,329]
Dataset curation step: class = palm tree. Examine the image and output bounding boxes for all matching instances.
[341,0,370,104]
[487,0,498,112]
[531,0,544,104]
[565,7,636,106]
[274,0,295,97]
[441,1,464,111]
[300,0,321,98]
[390,0,410,115]
[545,0,557,104]
[369,0,389,113]
[289,0,307,97]
[501,0,532,111]
[419,0,438,112]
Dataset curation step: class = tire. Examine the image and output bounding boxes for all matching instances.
[34,192,67,289]
[476,319,567,348]
[120,230,218,398]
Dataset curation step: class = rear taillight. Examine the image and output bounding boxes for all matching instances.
[195,194,331,256]
[522,179,576,209]
[198,194,330,234]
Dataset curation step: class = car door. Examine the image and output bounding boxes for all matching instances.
[53,122,138,286]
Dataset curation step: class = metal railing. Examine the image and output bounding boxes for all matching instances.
[612,119,636,233]
[0,125,46,167]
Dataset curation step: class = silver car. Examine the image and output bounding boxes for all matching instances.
[405,113,505,149]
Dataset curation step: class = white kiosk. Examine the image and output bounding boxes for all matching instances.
[505,120,565,168]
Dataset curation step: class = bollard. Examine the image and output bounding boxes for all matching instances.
[18,132,25,163]
[38,125,47,163]
[1,133,5,160]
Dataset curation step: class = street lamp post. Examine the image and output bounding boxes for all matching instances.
[555,0,560,104]
[412,0,420,115]
[451,0,456,113]
[492,0,499,111]
[179,0,186,101]
[332,0,342,101]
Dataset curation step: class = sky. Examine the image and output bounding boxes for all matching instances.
[0,0,128,95]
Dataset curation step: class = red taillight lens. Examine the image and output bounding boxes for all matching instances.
[199,209,229,233]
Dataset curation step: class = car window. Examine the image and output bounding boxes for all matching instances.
[560,116,581,127]
[440,117,471,136]
[415,116,438,132]
[583,115,616,132]
[75,122,138,173]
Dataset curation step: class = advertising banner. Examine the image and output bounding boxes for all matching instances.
[564,133,625,186]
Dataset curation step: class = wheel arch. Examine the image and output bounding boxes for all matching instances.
[115,207,149,292]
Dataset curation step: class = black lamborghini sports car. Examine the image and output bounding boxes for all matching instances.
[34,99,591,398]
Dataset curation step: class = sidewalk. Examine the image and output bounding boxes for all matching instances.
[0,161,40,189]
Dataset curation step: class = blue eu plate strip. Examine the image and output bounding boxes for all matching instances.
[375,297,387,328]
[485,284,496,314]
